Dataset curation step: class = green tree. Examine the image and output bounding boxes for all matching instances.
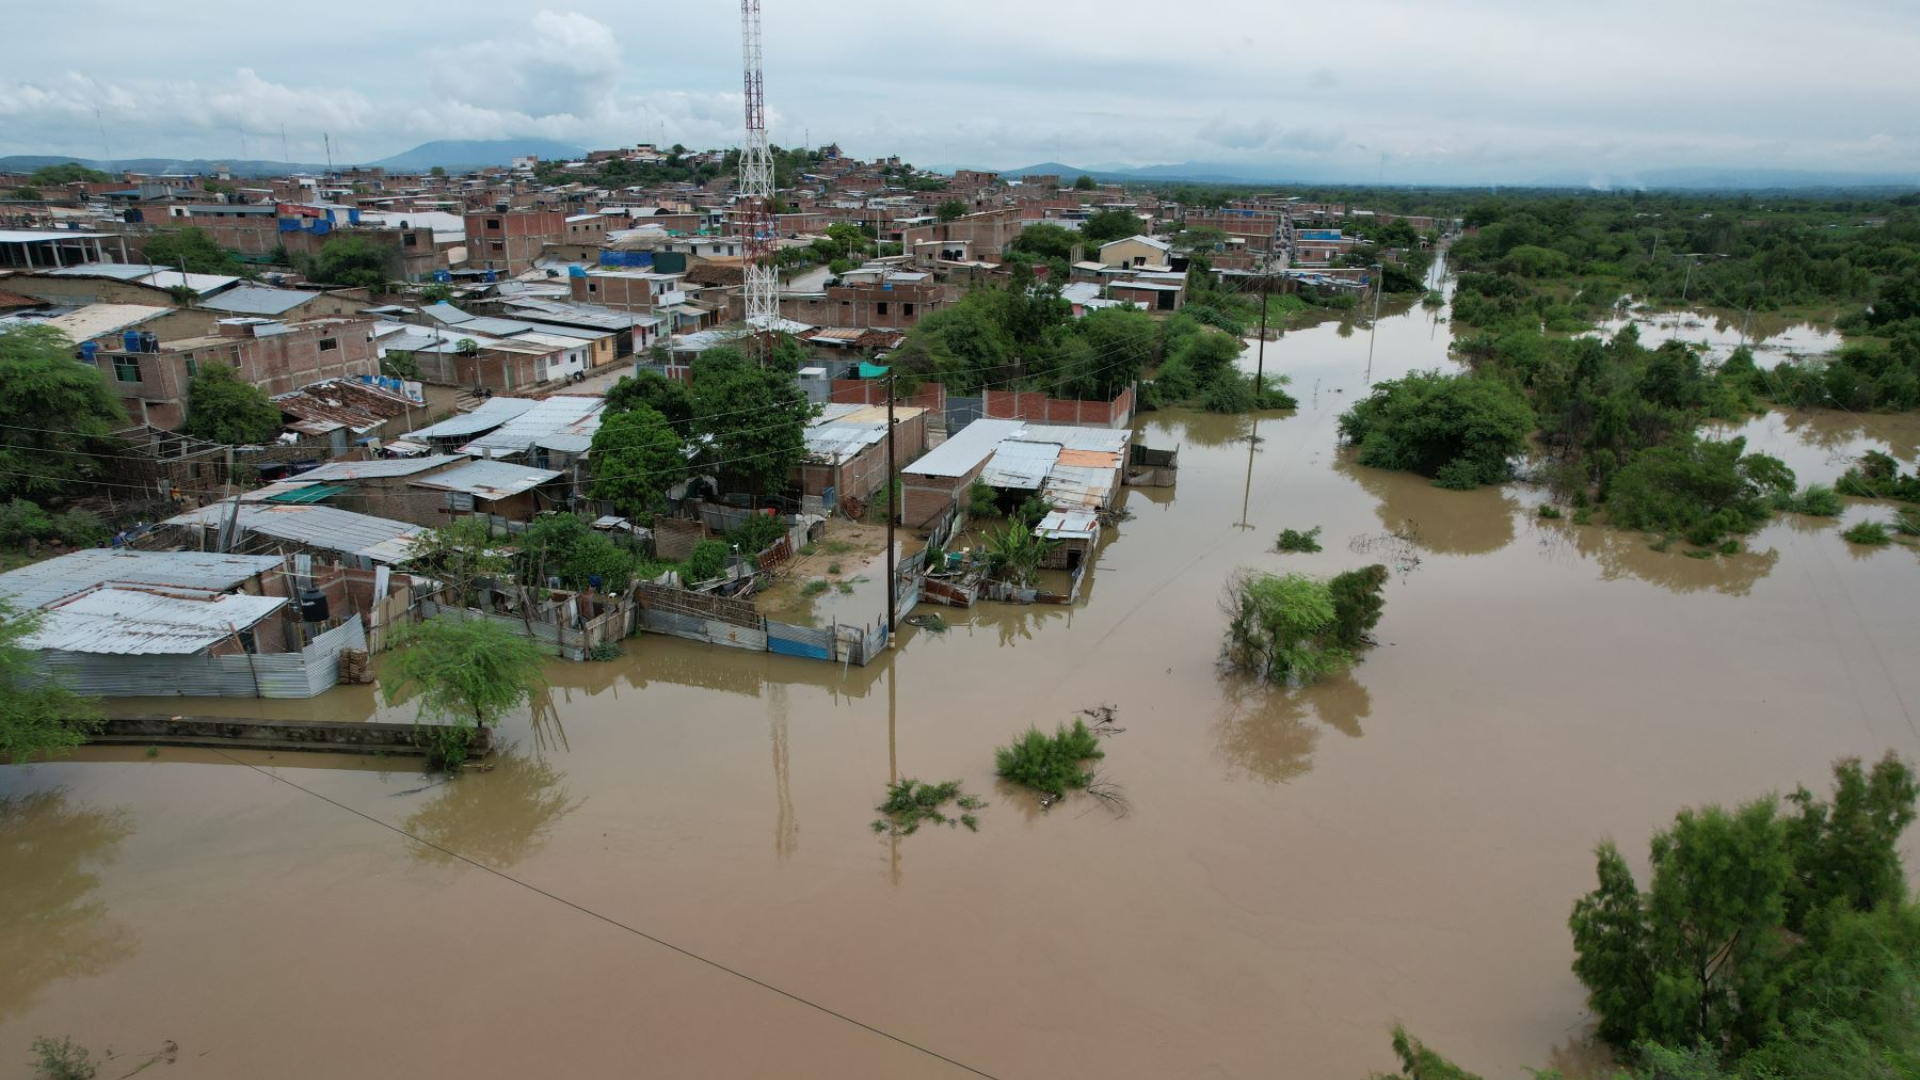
[0,325,128,500]
[690,346,814,499]
[588,404,686,518]
[429,165,446,178]
[402,518,511,606]
[1781,752,1917,931]
[384,616,545,770]
[0,599,105,764]
[305,234,393,288]
[27,162,111,186]
[1072,173,1097,191]
[142,227,241,275]
[936,199,968,222]
[1337,370,1535,489]
[1008,223,1079,262]
[1222,570,1360,685]
[605,370,694,423]
[1605,435,1795,545]
[13,186,42,201]
[519,512,637,592]
[1079,208,1142,246]
[181,363,282,444]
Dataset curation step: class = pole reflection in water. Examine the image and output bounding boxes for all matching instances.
[771,683,796,859]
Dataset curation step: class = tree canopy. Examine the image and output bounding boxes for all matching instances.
[1079,209,1143,246]
[936,199,968,222]
[182,363,282,444]
[1338,370,1535,489]
[688,346,814,498]
[1008,223,1079,263]
[0,599,104,764]
[27,162,111,186]
[142,227,242,276]
[302,234,394,288]
[588,404,686,518]
[0,325,128,500]
[385,615,545,769]
[604,370,694,423]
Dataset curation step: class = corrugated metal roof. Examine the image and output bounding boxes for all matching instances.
[410,460,561,499]
[265,484,346,504]
[201,286,319,315]
[0,303,173,342]
[164,503,425,564]
[27,588,287,655]
[1042,464,1117,509]
[981,440,1061,490]
[0,550,284,611]
[405,396,539,439]
[1036,508,1100,540]
[293,454,466,481]
[901,419,1025,479]
[458,395,604,458]
[1012,424,1131,454]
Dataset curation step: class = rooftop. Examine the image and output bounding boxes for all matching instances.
[410,459,563,500]
[26,587,288,656]
[0,303,173,342]
[291,454,467,482]
[405,396,539,439]
[0,550,285,612]
[201,286,321,316]
[164,503,425,564]
[456,395,605,458]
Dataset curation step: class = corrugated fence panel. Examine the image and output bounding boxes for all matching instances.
[36,618,366,699]
[643,609,768,651]
[765,620,832,660]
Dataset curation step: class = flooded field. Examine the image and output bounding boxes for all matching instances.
[4,272,1917,1079]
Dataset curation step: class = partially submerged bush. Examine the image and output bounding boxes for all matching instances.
[1836,450,1920,502]
[1338,369,1534,489]
[1605,435,1795,546]
[1222,565,1388,685]
[1843,521,1893,546]
[995,720,1104,798]
[1779,483,1844,517]
[871,778,983,836]
[1275,527,1323,553]
[30,1035,95,1080]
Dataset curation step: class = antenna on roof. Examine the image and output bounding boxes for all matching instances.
[281,124,291,165]
[324,133,334,173]
[95,106,115,176]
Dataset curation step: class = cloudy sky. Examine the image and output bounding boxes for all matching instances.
[4,0,1916,184]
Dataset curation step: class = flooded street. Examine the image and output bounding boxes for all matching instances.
[5,280,1918,1079]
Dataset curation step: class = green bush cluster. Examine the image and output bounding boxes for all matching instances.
[1275,527,1323,553]
[1836,450,1920,502]
[870,778,983,836]
[0,500,107,548]
[682,540,731,585]
[1604,435,1796,546]
[1338,369,1534,488]
[994,720,1105,798]
[1222,565,1388,685]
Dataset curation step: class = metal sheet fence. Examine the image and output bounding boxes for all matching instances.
[36,617,366,699]
[766,620,833,660]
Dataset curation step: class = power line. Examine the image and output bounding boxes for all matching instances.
[207,750,1007,1080]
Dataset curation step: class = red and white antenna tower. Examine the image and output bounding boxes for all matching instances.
[737,0,777,343]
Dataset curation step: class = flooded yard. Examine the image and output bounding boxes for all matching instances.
[4,276,1917,1079]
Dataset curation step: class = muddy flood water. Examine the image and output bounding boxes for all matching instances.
[4,270,1918,1079]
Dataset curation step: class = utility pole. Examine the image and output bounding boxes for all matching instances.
[1253,278,1269,401]
[1365,262,1383,385]
[885,372,897,642]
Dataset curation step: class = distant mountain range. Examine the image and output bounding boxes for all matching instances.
[985,160,1919,192]
[0,137,588,178]
[367,138,586,171]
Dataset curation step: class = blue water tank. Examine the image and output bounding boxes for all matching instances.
[79,340,98,362]
[567,264,587,279]
[484,269,497,283]
[122,330,140,352]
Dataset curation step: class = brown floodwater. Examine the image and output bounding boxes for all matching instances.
[5,276,1918,1079]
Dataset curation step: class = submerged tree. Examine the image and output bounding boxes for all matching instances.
[1569,753,1918,1058]
[0,600,104,764]
[1221,566,1388,685]
[384,616,546,770]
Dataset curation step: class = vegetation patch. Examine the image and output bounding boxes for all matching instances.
[1842,520,1893,546]
[30,1035,95,1080]
[1836,450,1920,502]
[1777,483,1844,516]
[1222,565,1388,685]
[871,779,984,836]
[384,616,546,772]
[1337,369,1534,489]
[1275,527,1323,553]
[995,720,1105,800]
[1605,435,1795,546]
[800,578,831,597]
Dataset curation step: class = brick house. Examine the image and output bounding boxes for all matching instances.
[464,208,567,274]
[93,317,379,429]
[780,269,945,330]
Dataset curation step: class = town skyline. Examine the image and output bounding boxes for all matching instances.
[5,0,1917,186]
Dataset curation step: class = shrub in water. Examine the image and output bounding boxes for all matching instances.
[871,778,984,835]
[994,720,1105,798]
[1842,521,1892,546]
[1275,527,1323,553]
